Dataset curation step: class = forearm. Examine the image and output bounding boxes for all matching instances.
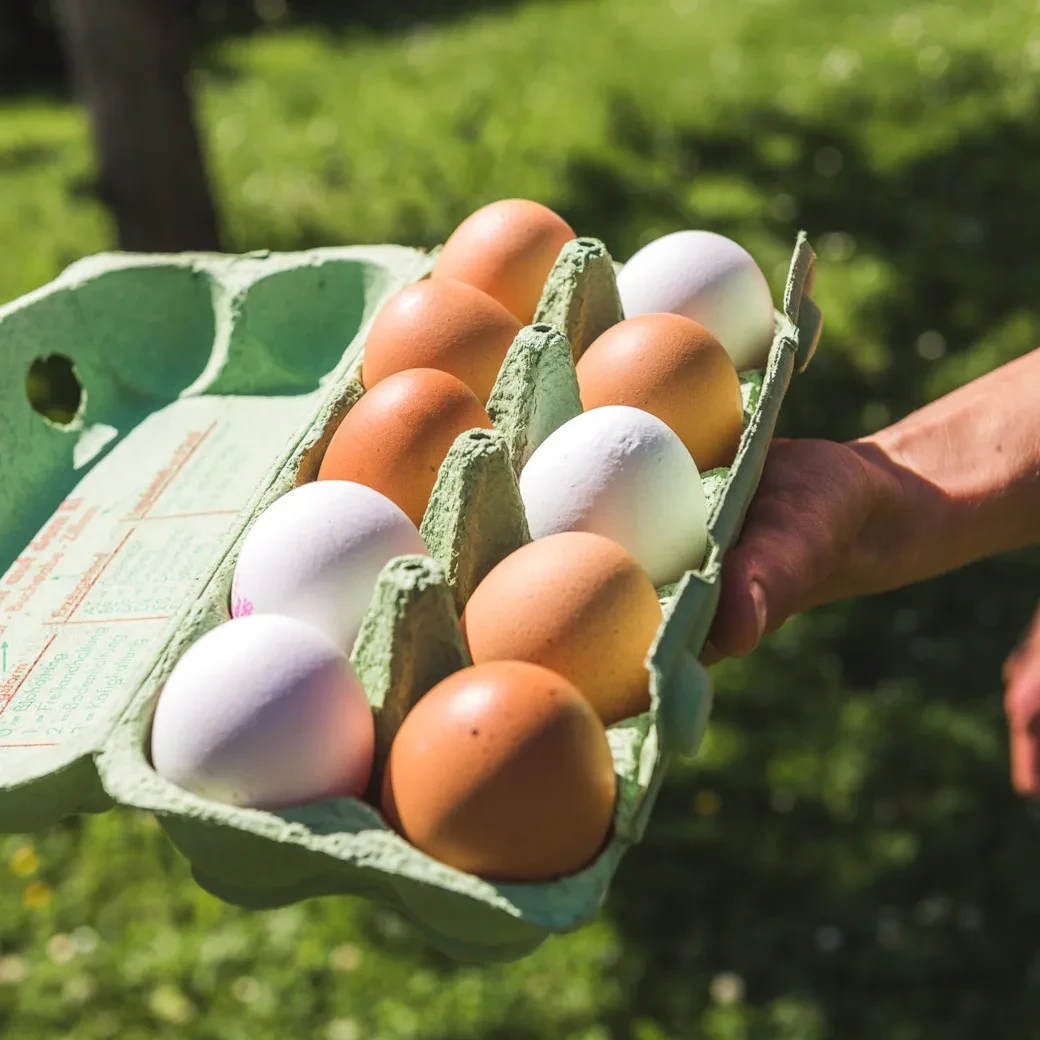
[850,347,1040,592]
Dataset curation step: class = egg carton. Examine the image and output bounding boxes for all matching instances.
[0,232,821,963]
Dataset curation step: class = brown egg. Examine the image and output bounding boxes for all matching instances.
[361,279,522,403]
[382,661,616,880]
[317,369,493,527]
[576,313,744,471]
[461,532,662,726]
[431,199,576,324]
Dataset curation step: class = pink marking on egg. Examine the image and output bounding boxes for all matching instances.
[230,587,254,617]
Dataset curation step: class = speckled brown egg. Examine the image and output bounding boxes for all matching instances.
[361,279,522,403]
[381,661,616,881]
[317,368,493,527]
[431,199,576,324]
[461,532,663,726]
[576,313,745,471]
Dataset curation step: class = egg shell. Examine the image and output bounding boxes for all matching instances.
[360,279,523,403]
[432,199,576,324]
[150,614,374,809]
[317,369,493,527]
[617,230,774,371]
[230,480,428,653]
[576,313,744,471]
[381,661,616,881]
[461,532,662,726]
[519,405,708,587]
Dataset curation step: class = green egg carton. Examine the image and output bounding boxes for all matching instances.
[0,231,822,963]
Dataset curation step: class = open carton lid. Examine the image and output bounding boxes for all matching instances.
[0,244,435,830]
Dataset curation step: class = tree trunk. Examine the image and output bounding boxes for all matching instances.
[55,0,221,252]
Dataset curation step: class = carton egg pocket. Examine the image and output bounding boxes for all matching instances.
[0,233,821,964]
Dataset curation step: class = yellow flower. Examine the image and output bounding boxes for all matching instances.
[9,846,39,877]
[22,881,52,909]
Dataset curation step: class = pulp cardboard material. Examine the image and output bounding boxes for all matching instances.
[0,234,821,962]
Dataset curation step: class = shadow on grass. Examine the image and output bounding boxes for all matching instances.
[319,50,1040,1040]
[544,56,1040,1040]
[602,558,1040,1038]
[560,86,1040,444]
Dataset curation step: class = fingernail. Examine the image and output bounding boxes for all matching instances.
[750,580,767,641]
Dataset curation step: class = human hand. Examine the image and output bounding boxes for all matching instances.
[705,437,916,661]
[1005,604,1040,798]
[704,347,1040,797]
[707,346,1039,664]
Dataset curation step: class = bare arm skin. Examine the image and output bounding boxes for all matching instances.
[707,347,1040,791]
[1005,604,1040,796]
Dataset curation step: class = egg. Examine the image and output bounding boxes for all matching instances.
[575,313,744,471]
[617,230,775,371]
[317,368,493,527]
[461,532,662,725]
[431,199,576,323]
[361,279,522,403]
[519,405,707,587]
[151,614,374,809]
[230,480,427,653]
[381,661,615,880]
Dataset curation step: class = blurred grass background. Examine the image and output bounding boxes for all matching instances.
[2,0,1040,1037]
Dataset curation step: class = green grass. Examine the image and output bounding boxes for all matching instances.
[3,0,1040,1037]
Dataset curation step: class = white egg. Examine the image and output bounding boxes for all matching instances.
[519,405,708,586]
[617,230,775,371]
[231,480,427,653]
[151,614,374,808]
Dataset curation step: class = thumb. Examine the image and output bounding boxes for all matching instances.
[1006,674,1040,798]
[708,513,834,660]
